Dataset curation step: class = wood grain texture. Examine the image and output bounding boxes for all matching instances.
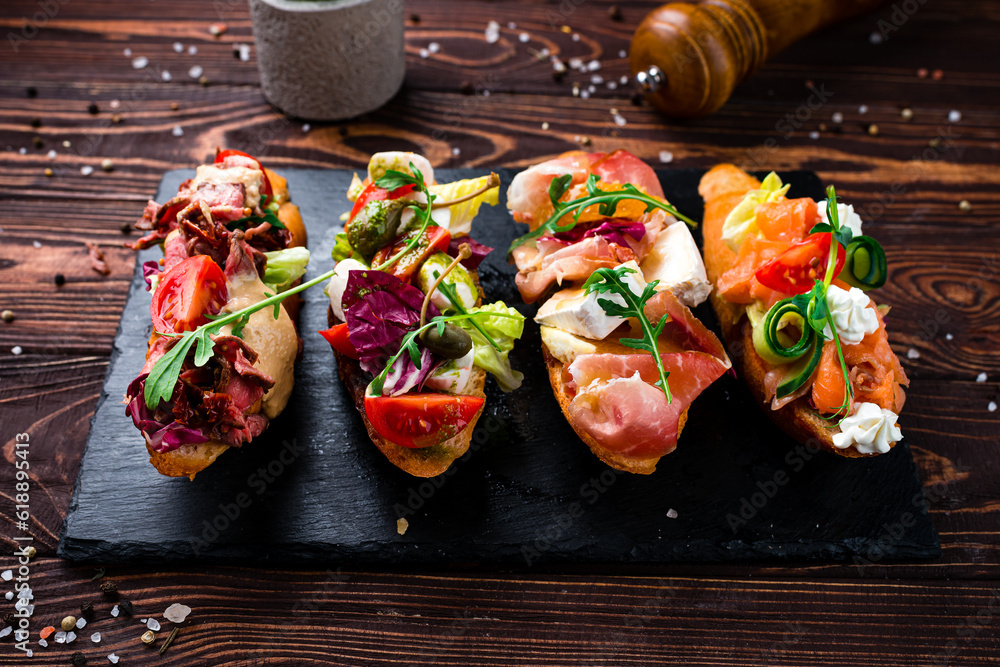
[0,0,998,663]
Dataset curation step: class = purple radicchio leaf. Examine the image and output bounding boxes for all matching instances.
[546,218,647,248]
[142,260,162,290]
[125,375,208,453]
[447,236,493,270]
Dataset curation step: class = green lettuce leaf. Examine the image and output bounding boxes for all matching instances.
[263,247,310,292]
[454,301,525,392]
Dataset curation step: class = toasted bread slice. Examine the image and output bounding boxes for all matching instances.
[329,305,486,477]
[146,438,230,480]
[540,339,689,476]
[698,164,885,457]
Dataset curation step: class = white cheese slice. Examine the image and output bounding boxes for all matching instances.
[534,261,646,340]
[327,258,367,322]
[367,152,434,186]
[424,348,476,394]
[640,221,711,307]
[540,326,597,365]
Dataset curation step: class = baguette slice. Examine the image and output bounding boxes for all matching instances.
[699,164,884,457]
[146,439,230,479]
[541,343,688,475]
[328,307,486,478]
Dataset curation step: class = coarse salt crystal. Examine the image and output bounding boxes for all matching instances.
[580,90,590,99]
[948,110,962,122]
[38,638,47,647]
[163,603,192,624]
[188,45,197,55]
[613,113,626,127]
[131,56,148,69]
[172,42,183,53]
[907,348,920,359]
[172,125,184,137]
[25,650,32,657]
[666,509,678,519]
[108,655,120,665]
[162,70,172,82]
[607,81,617,90]
[54,631,67,643]
[858,105,868,114]
[302,123,311,133]
[47,149,57,160]
[568,57,582,69]
[809,130,820,139]
[66,631,76,643]
[507,22,516,29]
[428,42,440,54]
[831,111,844,124]
[81,165,94,176]
[19,147,26,155]
[976,372,987,383]
[123,48,132,57]
[541,122,549,130]
[91,632,101,643]
[572,33,580,42]
[659,150,674,163]
[238,44,251,62]
[110,99,120,109]
[869,32,883,44]
[111,605,120,618]
[945,333,953,340]
[4,592,12,600]
[587,85,596,94]
[147,618,161,631]
[76,618,86,629]
[518,32,530,43]
[12,346,22,355]
[989,401,997,412]
[419,48,429,58]
[1,570,11,581]
[618,50,627,58]
[587,60,601,71]
[590,74,603,85]
[620,75,629,85]
[188,65,204,79]
[451,147,460,156]
[0,627,10,639]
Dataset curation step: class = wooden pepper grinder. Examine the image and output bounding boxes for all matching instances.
[631,0,890,117]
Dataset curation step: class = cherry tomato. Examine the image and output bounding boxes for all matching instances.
[349,181,417,222]
[151,255,228,334]
[755,233,846,295]
[370,225,452,282]
[214,148,273,201]
[364,393,484,449]
[318,324,359,359]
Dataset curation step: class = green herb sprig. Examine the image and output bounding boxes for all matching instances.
[228,194,286,230]
[143,267,336,409]
[508,173,697,255]
[369,310,521,397]
[582,264,673,403]
[371,164,436,272]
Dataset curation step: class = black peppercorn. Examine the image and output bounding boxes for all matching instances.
[26,87,37,98]
[80,601,94,619]
[459,81,475,96]
[32,136,43,148]
[409,13,420,23]
[3,611,14,626]
[87,102,99,115]
[120,223,133,235]
[608,4,623,21]
[54,273,66,287]
[99,580,117,595]
[30,118,41,128]
[630,91,644,106]
[118,599,134,616]
[71,651,87,666]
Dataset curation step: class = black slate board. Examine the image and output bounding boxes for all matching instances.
[59,168,940,567]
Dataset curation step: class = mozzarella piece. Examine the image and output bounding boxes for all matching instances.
[190,164,264,210]
[424,349,476,394]
[640,221,711,307]
[367,152,434,186]
[534,261,646,340]
[327,258,367,322]
[540,326,597,364]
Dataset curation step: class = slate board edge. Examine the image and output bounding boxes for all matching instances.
[58,167,940,568]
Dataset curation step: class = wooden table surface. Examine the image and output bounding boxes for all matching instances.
[1,0,998,664]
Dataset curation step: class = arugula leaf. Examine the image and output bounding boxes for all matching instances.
[374,168,421,192]
[509,175,697,255]
[582,265,673,403]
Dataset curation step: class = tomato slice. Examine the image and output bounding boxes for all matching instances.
[755,233,846,295]
[349,181,417,223]
[214,148,273,201]
[364,393,484,449]
[318,323,359,359]
[370,225,452,282]
[151,255,228,334]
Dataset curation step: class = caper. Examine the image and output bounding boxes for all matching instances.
[346,199,406,260]
[420,323,473,359]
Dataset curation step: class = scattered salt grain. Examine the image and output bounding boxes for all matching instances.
[163,603,192,624]
[76,618,86,629]
[591,74,603,85]
[0,627,10,639]
[19,147,26,155]
[990,401,997,412]
[977,372,987,383]
[108,655,120,665]
[147,618,161,631]
[451,147,460,156]
[658,150,674,164]
[518,32,530,43]
[38,638,47,647]
[33,240,42,248]
[110,99,120,109]
[568,57,583,70]
[172,125,184,137]
[238,44,251,62]
[24,650,31,657]
[541,122,549,130]
[666,508,678,519]
[161,70,172,82]
[111,605,120,618]
[485,21,500,44]
[587,60,601,71]
[188,45,198,56]
[12,346,23,355]
[618,49,627,59]
[1,569,12,581]
[91,632,101,643]
[587,85,596,94]
[907,348,920,359]
[613,113,627,127]
[809,130,820,140]
[123,48,132,57]
[302,123,311,133]
[858,105,868,115]
[172,42,183,53]
[620,75,629,85]
[54,631,67,643]
[66,631,76,643]
[131,56,148,69]
[948,110,962,123]
[5,592,12,600]
[507,22,516,30]
[572,33,580,42]
[419,48,429,59]
[47,149,57,160]
[428,42,440,54]
[81,165,94,176]
[188,65,204,79]
[869,31,883,45]
[607,81,617,90]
